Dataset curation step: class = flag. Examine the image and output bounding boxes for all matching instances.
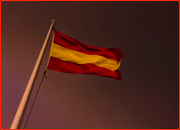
[47,30,123,80]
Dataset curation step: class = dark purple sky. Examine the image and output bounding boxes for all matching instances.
[1,1,179,129]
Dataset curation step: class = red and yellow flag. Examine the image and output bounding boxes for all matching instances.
[47,30,123,80]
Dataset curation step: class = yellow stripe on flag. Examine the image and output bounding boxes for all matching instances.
[50,43,122,71]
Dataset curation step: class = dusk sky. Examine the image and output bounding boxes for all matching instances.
[1,1,179,129]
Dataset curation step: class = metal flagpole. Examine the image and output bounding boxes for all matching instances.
[10,19,55,129]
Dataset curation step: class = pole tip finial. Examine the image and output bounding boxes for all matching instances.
[51,19,55,23]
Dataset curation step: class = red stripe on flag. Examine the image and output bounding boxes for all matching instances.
[54,30,123,61]
[47,56,121,80]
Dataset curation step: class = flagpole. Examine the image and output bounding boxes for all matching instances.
[10,19,55,129]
